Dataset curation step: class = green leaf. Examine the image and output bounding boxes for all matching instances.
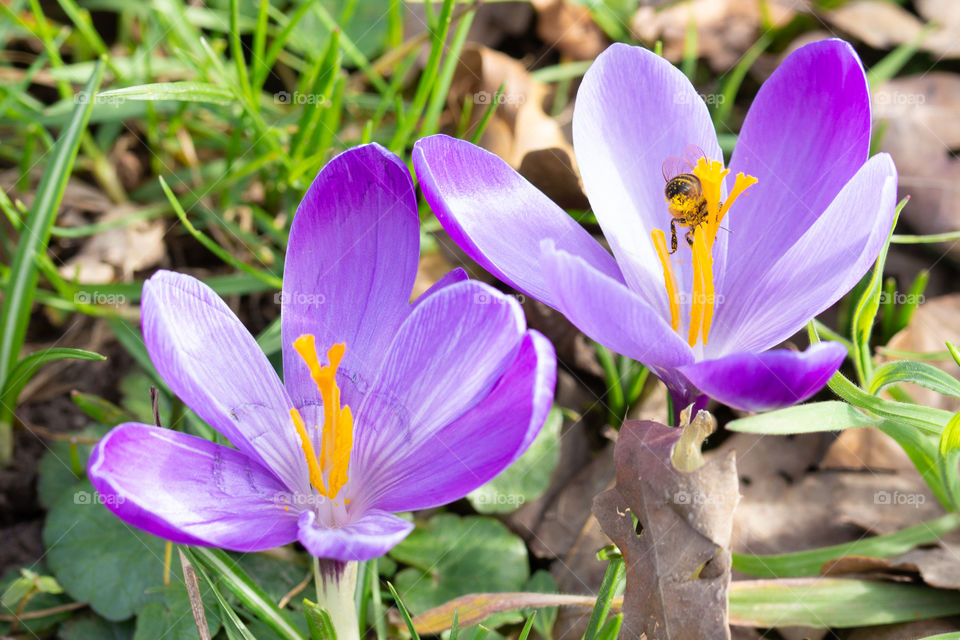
[58,612,135,640]
[849,198,905,384]
[188,547,303,640]
[303,599,338,640]
[1,347,105,408]
[0,61,104,463]
[878,420,952,509]
[828,370,952,435]
[869,361,960,399]
[937,412,960,511]
[98,82,235,104]
[732,513,960,578]
[36,424,106,508]
[468,407,561,513]
[42,478,179,620]
[583,558,624,640]
[0,566,72,636]
[390,514,529,619]
[133,583,221,640]
[729,578,960,627]
[523,570,557,640]
[726,401,875,434]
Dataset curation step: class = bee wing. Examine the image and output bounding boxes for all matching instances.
[662,156,689,181]
[682,144,707,169]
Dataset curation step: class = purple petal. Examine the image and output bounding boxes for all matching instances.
[411,267,468,310]
[142,271,308,495]
[282,143,419,411]
[360,330,556,513]
[539,240,693,390]
[297,509,413,561]
[353,280,527,477]
[710,153,898,354]
[413,135,622,308]
[87,423,299,551]
[678,342,847,412]
[722,39,871,305]
[573,43,723,315]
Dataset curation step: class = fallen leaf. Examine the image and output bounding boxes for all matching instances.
[593,414,739,639]
[58,205,165,283]
[820,427,915,473]
[631,0,800,72]
[530,0,609,60]
[824,0,960,58]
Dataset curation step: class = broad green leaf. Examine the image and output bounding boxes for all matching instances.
[732,513,960,578]
[36,424,106,508]
[390,514,529,618]
[869,361,960,399]
[468,407,561,513]
[728,578,960,627]
[727,401,875,434]
[133,583,221,640]
[97,82,235,105]
[42,479,197,620]
[58,612,135,640]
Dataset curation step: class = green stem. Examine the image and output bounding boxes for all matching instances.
[315,559,360,640]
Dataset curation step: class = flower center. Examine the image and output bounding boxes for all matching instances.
[289,335,354,501]
[652,156,757,347]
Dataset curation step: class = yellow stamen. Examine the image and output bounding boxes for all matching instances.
[657,153,757,347]
[652,229,680,332]
[291,336,354,500]
[687,226,705,346]
[291,407,327,495]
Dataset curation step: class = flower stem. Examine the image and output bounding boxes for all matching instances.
[313,559,360,640]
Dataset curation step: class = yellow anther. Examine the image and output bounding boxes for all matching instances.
[652,229,680,332]
[718,173,759,230]
[290,336,354,500]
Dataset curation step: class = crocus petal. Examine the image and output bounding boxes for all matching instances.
[282,143,419,410]
[540,240,693,391]
[678,342,847,412]
[413,135,622,308]
[361,329,556,513]
[722,39,871,304]
[88,423,299,551]
[142,271,308,495]
[410,267,468,310]
[711,153,898,355]
[297,509,413,562]
[573,43,723,314]
[353,280,527,476]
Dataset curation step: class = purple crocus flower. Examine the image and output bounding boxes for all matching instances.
[413,39,898,412]
[87,144,556,562]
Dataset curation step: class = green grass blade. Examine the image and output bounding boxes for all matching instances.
[869,360,960,399]
[583,557,623,640]
[190,547,304,640]
[732,513,960,578]
[1,347,106,411]
[98,82,236,104]
[727,400,876,435]
[386,582,420,640]
[0,60,104,464]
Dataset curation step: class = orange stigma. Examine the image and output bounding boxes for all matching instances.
[290,335,354,500]
[654,155,757,347]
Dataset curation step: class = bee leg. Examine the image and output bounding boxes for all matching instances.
[686,229,695,247]
[669,219,679,254]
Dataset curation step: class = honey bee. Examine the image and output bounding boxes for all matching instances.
[662,145,709,254]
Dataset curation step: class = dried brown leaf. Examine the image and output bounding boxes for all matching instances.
[593,416,739,639]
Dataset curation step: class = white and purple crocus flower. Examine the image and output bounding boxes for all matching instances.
[413,39,899,413]
[87,144,556,562]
